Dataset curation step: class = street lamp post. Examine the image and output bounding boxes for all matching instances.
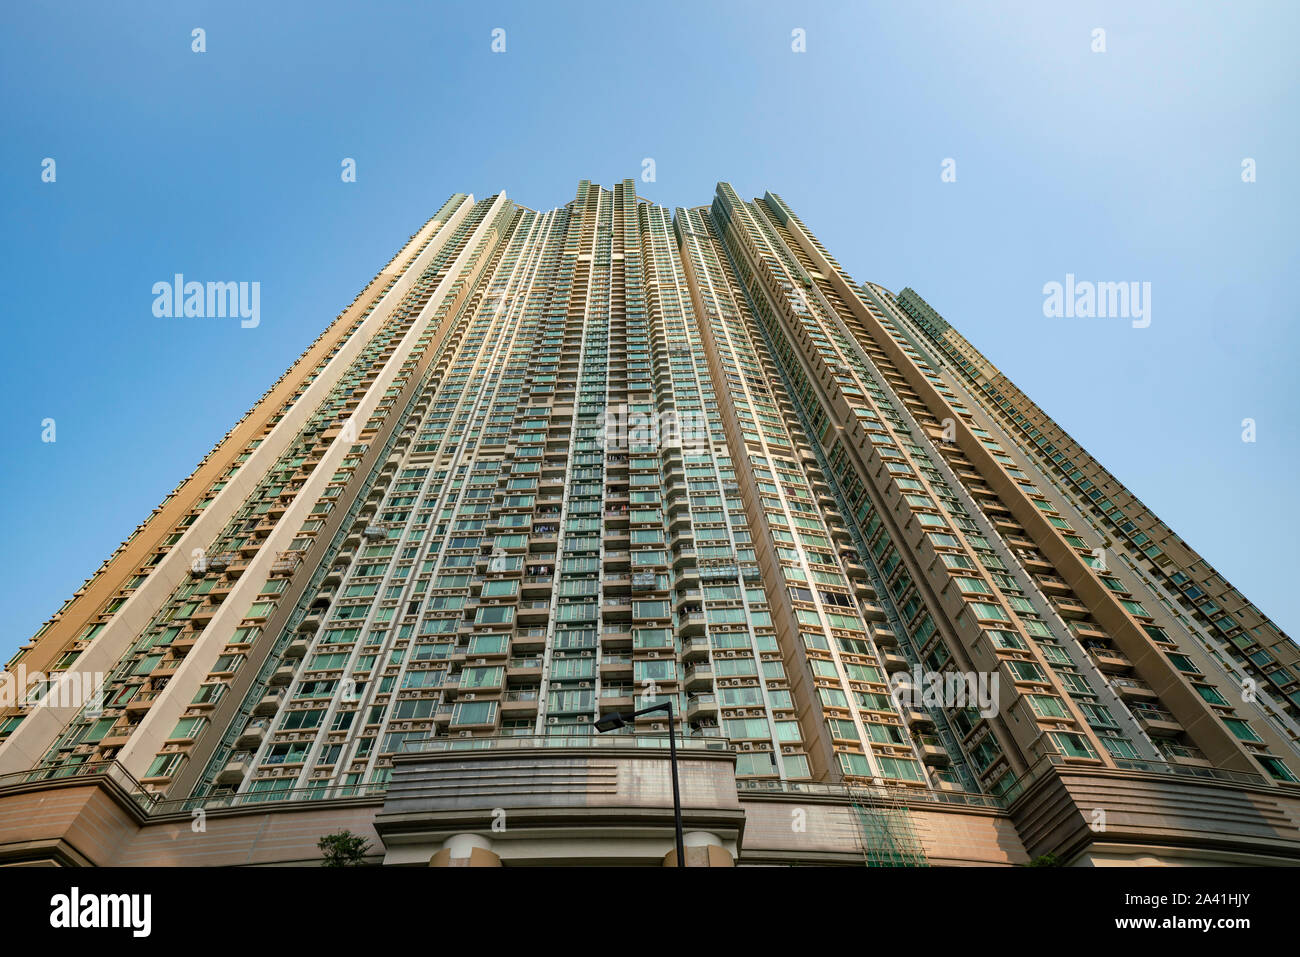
[594,700,685,867]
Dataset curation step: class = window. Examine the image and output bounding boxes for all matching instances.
[1026,694,1067,718]
[167,716,207,740]
[451,700,497,726]
[1119,599,1150,618]
[474,605,514,625]
[969,602,1010,622]
[1194,684,1228,706]
[1049,731,1097,759]
[827,718,859,740]
[634,659,677,683]
[876,756,924,782]
[144,752,184,779]
[1223,718,1262,743]
[838,751,872,776]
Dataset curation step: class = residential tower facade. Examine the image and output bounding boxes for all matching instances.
[2,182,1298,866]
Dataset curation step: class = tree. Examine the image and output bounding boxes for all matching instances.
[318,829,372,867]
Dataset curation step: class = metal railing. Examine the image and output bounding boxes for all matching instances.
[147,781,388,815]
[999,752,1267,804]
[0,760,157,812]
[735,778,1003,809]
[397,733,731,754]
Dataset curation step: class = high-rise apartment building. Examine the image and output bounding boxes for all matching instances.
[3,181,1298,867]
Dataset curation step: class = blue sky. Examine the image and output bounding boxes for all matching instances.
[1,1,1296,663]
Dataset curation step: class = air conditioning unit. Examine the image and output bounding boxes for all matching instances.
[547,716,560,725]
[576,715,588,723]
[464,693,475,700]
[458,731,473,737]
[741,742,753,751]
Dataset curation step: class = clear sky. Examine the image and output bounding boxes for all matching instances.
[1,1,1297,664]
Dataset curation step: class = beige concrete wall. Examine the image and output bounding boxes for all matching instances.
[114,805,383,867]
[738,798,1026,865]
[0,784,139,866]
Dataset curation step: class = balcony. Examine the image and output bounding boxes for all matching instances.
[1131,706,1184,737]
[1051,596,1090,620]
[1157,741,1213,767]
[124,691,158,714]
[216,756,251,787]
[270,551,303,577]
[507,657,543,678]
[235,720,270,750]
[1110,676,1158,701]
[602,597,632,619]
[512,628,548,650]
[206,552,237,573]
[1020,553,1053,573]
[1085,644,1132,673]
[686,694,720,723]
[918,735,950,766]
[516,601,551,625]
[501,691,539,714]
[881,651,910,674]
[1035,575,1072,595]
[904,709,934,730]
[253,691,284,716]
[681,638,711,662]
[1067,619,1109,640]
[598,687,635,710]
[678,612,706,637]
[190,603,218,626]
[858,600,887,623]
[99,728,132,749]
[520,576,554,597]
[684,664,714,690]
[673,589,703,609]
[672,548,698,570]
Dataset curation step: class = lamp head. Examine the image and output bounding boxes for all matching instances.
[594,713,627,733]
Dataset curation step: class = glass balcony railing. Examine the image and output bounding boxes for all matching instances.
[398,733,731,754]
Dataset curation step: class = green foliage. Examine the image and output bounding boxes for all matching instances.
[318,829,372,867]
